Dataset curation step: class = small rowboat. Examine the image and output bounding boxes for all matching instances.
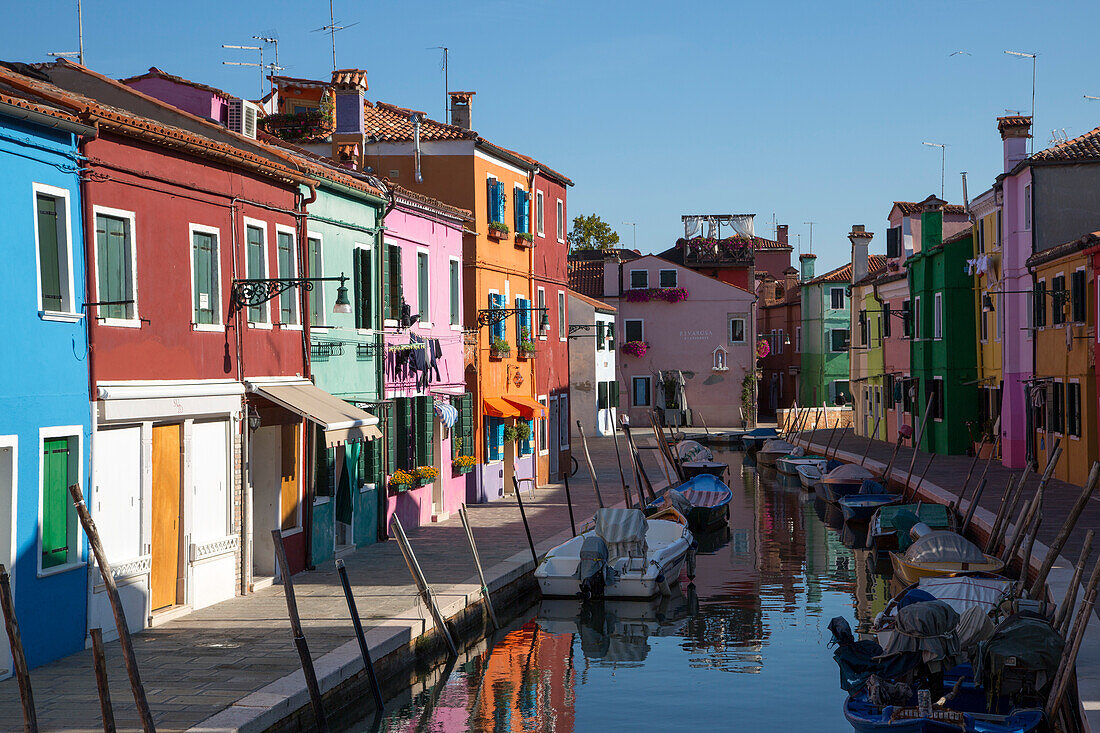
[757,439,797,468]
[775,454,827,476]
[889,531,1005,586]
[739,428,778,452]
[838,493,900,523]
[870,503,956,553]
[796,464,822,491]
[647,473,733,532]
[675,440,713,462]
[844,685,1042,733]
[681,460,727,479]
[819,463,877,503]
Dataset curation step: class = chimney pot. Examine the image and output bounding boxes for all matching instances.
[777,224,789,246]
[849,226,873,284]
[799,253,816,281]
[998,115,1032,173]
[449,91,475,130]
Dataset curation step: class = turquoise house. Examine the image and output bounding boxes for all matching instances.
[0,83,95,668]
[800,256,856,406]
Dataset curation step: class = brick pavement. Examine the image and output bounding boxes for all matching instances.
[0,434,665,733]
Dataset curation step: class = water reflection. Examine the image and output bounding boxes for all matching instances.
[367,449,896,732]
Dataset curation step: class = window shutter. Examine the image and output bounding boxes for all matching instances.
[487,179,495,222]
[41,437,70,568]
[460,394,473,456]
[381,241,391,321]
[524,191,531,234]
[610,380,620,408]
[514,189,521,232]
[598,381,608,409]
[392,246,403,321]
[487,417,501,460]
[1033,283,1044,328]
[521,419,533,455]
[384,404,397,474]
[416,395,434,466]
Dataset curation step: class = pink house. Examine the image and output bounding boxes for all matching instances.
[121,67,236,128]
[603,255,756,427]
[382,186,472,529]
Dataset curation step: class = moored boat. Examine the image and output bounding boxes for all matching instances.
[775,454,828,476]
[675,440,713,462]
[890,532,1005,585]
[819,463,878,502]
[839,494,900,524]
[797,463,823,491]
[739,427,778,452]
[681,460,728,479]
[870,504,956,553]
[757,438,797,468]
[646,473,733,532]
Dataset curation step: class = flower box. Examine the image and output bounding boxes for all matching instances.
[515,232,534,247]
[621,340,648,358]
[490,341,511,359]
[453,463,473,475]
[518,342,538,359]
[488,222,511,240]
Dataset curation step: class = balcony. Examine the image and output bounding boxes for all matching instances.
[678,236,754,266]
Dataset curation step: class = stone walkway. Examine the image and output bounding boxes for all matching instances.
[0,434,666,733]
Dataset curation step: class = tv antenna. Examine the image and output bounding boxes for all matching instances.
[222,44,283,97]
[313,0,359,72]
[922,142,947,199]
[429,46,449,123]
[1049,129,1068,145]
[1005,50,1038,154]
[253,32,280,78]
[47,0,84,65]
[802,221,816,254]
[1085,95,1100,101]
[948,50,971,56]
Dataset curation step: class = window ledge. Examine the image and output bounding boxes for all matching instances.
[360,482,378,493]
[98,318,142,329]
[450,324,463,331]
[279,324,304,332]
[192,323,224,333]
[38,560,86,578]
[40,311,83,323]
[248,322,274,330]
[313,496,331,506]
[310,324,334,330]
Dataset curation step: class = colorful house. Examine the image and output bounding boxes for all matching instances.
[847,228,889,439]
[567,290,618,438]
[969,186,1003,444]
[0,72,94,670]
[907,201,980,455]
[756,265,801,414]
[1027,235,1097,486]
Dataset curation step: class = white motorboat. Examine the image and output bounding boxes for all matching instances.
[756,438,797,468]
[796,463,822,491]
[535,508,694,599]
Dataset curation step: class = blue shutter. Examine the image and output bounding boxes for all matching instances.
[487,179,495,222]
[513,188,521,233]
[487,417,503,460]
[522,191,531,234]
[521,419,533,455]
[497,182,506,223]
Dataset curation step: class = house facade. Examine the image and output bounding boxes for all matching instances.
[567,290,618,438]
[756,266,802,415]
[970,186,1003,444]
[847,228,887,439]
[0,75,94,670]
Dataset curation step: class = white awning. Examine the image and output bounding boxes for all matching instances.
[247,380,382,446]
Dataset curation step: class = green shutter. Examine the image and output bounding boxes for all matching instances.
[96,214,132,320]
[385,403,398,474]
[308,237,323,325]
[354,248,372,329]
[598,381,608,410]
[192,232,218,324]
[458,394,474,457]
[277,231,296,324]
[37,194,63,310]
[381,240,391,322]
[41,437,71,568]
[610,380,619,408]
[395,397,414,470]
[416,396,434,466]
[246,226,266,322]
[450,260,460,326]
[389,245,403,321]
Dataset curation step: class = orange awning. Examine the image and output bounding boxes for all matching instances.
[503,394,547,419]
[483,397,521,418]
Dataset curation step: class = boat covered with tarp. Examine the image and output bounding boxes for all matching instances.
[757,438,797,468]
[646,473,732,531]
[890,532,1005,585]
[675,440,712,462]
[775,453,828,476]
[818,463,877,502]
[870,503,956,552]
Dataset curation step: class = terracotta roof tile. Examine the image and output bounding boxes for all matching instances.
[120,67,236,100]
[1032,125,1100,163]
[998,115,1033,133]
[567,288,616,313]
[331,69,367,90]
[892,201,967,216]
[1025,232,1099,268]
[364,101,476,143]
[809,255,888,285]
[567,260,606,298]
[754,236,792,251]
[387,181,473,222]
[256,131,386,198]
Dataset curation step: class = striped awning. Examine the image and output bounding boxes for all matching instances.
[434,399,458,428]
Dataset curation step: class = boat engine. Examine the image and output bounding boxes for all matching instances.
[578,535,609,600]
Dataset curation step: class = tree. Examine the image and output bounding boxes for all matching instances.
[567,214,621,253]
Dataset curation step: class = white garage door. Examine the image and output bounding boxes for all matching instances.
[93,426,143,563]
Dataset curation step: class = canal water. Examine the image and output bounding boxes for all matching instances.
[360,449,892,732]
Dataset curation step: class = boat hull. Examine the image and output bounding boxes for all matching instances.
[681,461,728,479]
[776,455,827,476]
[889,553,1006,586]
[839,494,900,523]
[819,479,865,503]
[536,545,691,599]
[797,465,823,491]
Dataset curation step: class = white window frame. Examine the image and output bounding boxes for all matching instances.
[830,328,849,353]
[556,199,565,243]
[91,205,140,328]
[629,269,649,290]
[448,255,462,330]
[243,217,271,328]
[558,290,567,342]
[188,223,224,332]
[729,318,746,343]
[538,395,549,455]
[537,287,547,340]
[382,239,401,328]
[306,230,328,328]
[1024,184,1032,230]
[32,182,79,321]
[830,287,845,310]
[536,190,545,237]
[416,247,431,328]
[659,269,678,288]
[632,376,652,407]
[274,223,301,330]
[624,318,645,344]
[933,292,943,340]
[37,426,84,578]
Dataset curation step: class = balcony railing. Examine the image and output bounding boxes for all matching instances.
[677,236,754,266]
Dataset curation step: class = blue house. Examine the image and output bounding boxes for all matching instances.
[0,78,95,669]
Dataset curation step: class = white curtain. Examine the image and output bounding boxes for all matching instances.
[684,217,701,239]
[728,215,755,238]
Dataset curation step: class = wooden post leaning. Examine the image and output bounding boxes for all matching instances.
[1003,441,1061,566]
[985,473,1019,554]
[1054,530,1095,634]
[576,422,605,508]
[271,530,330,732]
[859,410,883,467]
[903,393,936,499]
[0,564,36,733]
[458,505,500,631]
[562,474,577,537]
[611,426,633,509]
[390,516,458,657]
[90,628,116,733]
[1030,460,1100,596]
[1047,555,1100,717]
[334,559,385,710]
[68,483,156,733]
[511,476,539,567]
[959,478,987,536]
[992,465,1030,554]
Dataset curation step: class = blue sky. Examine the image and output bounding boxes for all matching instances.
[6,0,1100,272]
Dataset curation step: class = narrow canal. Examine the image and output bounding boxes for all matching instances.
[358,448,891,732]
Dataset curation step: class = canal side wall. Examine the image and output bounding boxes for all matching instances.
[793,433,1099,733]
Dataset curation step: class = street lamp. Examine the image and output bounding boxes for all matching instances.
[230,273,352,314]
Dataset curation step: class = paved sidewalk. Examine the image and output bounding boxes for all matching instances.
[0,434,666,733]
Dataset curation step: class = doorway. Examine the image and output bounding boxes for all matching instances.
[0,439,14,678]
[151,424,182,612]
[431,417,444,517]
[548,397,559,478]
[503,422,516,494]
[251,425,280,579]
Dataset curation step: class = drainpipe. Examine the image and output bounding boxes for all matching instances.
[411,115,424,184]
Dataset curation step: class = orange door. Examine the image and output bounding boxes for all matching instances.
[280,423,300,531]
[151,424,182,611]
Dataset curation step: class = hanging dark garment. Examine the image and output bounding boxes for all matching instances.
[336,442,359,524]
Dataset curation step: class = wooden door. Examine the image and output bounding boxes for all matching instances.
[151,424,182,611]
[280,423,300,531]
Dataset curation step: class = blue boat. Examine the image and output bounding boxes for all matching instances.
[646,474,733,532]
[839,494,901,523]
[844,685,1042,732]
[740,427,779,451]
[819,464,878,503]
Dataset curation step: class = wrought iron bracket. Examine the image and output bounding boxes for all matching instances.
[475,307,548,329]
[230,274,347,311]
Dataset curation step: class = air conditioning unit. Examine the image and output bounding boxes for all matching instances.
[228,98,261,139]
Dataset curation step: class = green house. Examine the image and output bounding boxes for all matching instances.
[800,255,855,407]
[907,198,980,455]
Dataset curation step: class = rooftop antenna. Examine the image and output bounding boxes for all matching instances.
[1004,109,1023,115]
[47,0,84,65]
[312,0,360,73]
[802,221,816,255]
[223,44,280,97]
[622,222,637,250]
[429,46,449,123]
[1005,50,1037,155]
[1085,95,1100,101]
[922,141,947,199]
[253,32,280,91]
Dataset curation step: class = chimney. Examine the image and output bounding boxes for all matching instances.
[777,224,789,247]
[920,194,945,251]
[783,266,799,297]
[849,225,874,284]
[799,253,816,281]
[998,115,1032,173]
[331,69,367,163]
[449,91,475,130]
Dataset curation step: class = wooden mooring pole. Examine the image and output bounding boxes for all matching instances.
[859,410,882,467]
[1047,555,1100,717]
[334,559,385,710]
[611,427,633,509]
[68,483,155,733]
[562,474,577,537]
[985,473,1019,554]
[903,393,936,498]
[1030,461,1100,596]
[1002,442,1061,566]
[390,516,458,658]
[0,565,36,733]
[576,422,605,508]
[458,504,500,631]
[89,628,116,733]
[271,530,329,732]
[1055,530,1095,635]
[511,477,539,567]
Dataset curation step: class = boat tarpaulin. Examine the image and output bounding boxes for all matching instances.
[676,440,712,462]
[976,614,1064,697]
[502,394,546,418]
[483,397,521,418]
[825,463,874,482]
[595,508,647,559]
[917,576,1016,616]
[878,600,960,672]
[248,380,382,447]
[904,532,986,565]
[760,439,795,454]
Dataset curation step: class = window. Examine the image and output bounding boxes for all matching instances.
[513,187,530,235]
[536,288,546,336]
[630,270,649,289]
[609,380,619,408]
[632,377,651,407]
[486,416,504,461]
[729,318,745,343]
[902,299,912,338]
[886,226,901,259]
[556,199,564,242]
[191,226,220,325]
[980,306,989,341]
[514,296,531,344]
[558,291,566,339]
[276,228,298,325]
[858,310,868,346]
[1024,184,1032,230]
[914,296,922,339]
[830,287,845,310]
[796,326,801,352]
[596,322,605,351]
[384,243,402,322]
[977,219,986,254]
[834,381,851,405]
[245,222,268,323]
[1068,382,1082,438]
[559,394,570,449]
[307,234,324,326]
[486,177,504,224]
[93,209,137,322]
[1052,381,1065,434]
[1034,281,1047,328]
[418,251,430,324]
[830,329,849,352]
[538,396,548,453]
[353,245,373,329]
[933,293,943,340]
[1072,270,1087,323]
[488,292,506,342]
[624,319,644,343]
[536,191,545,237]
[930,378,944,420]
[598,381,609,409]
[40,433,80,572]
[659,269,677,288]
[902,378,914,413]
[996,210,1003,248]
[450,258,461,326]
[882,301,891,339]
[34,186,74,315]
[451,394,474,459]
[1052,275,1066,326]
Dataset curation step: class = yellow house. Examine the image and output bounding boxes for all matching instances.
[970,188,1002,448]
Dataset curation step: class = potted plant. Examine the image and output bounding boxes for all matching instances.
[488,221,510,239]
[515,421,532,442]
[515,232,534,245]
[453,454,476,475]
[518,327,537,358]
[621,340,648,358]
[503,425,519,442]
[490,338,511,358]
[414,465,439,485]
[389,469,416,493]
